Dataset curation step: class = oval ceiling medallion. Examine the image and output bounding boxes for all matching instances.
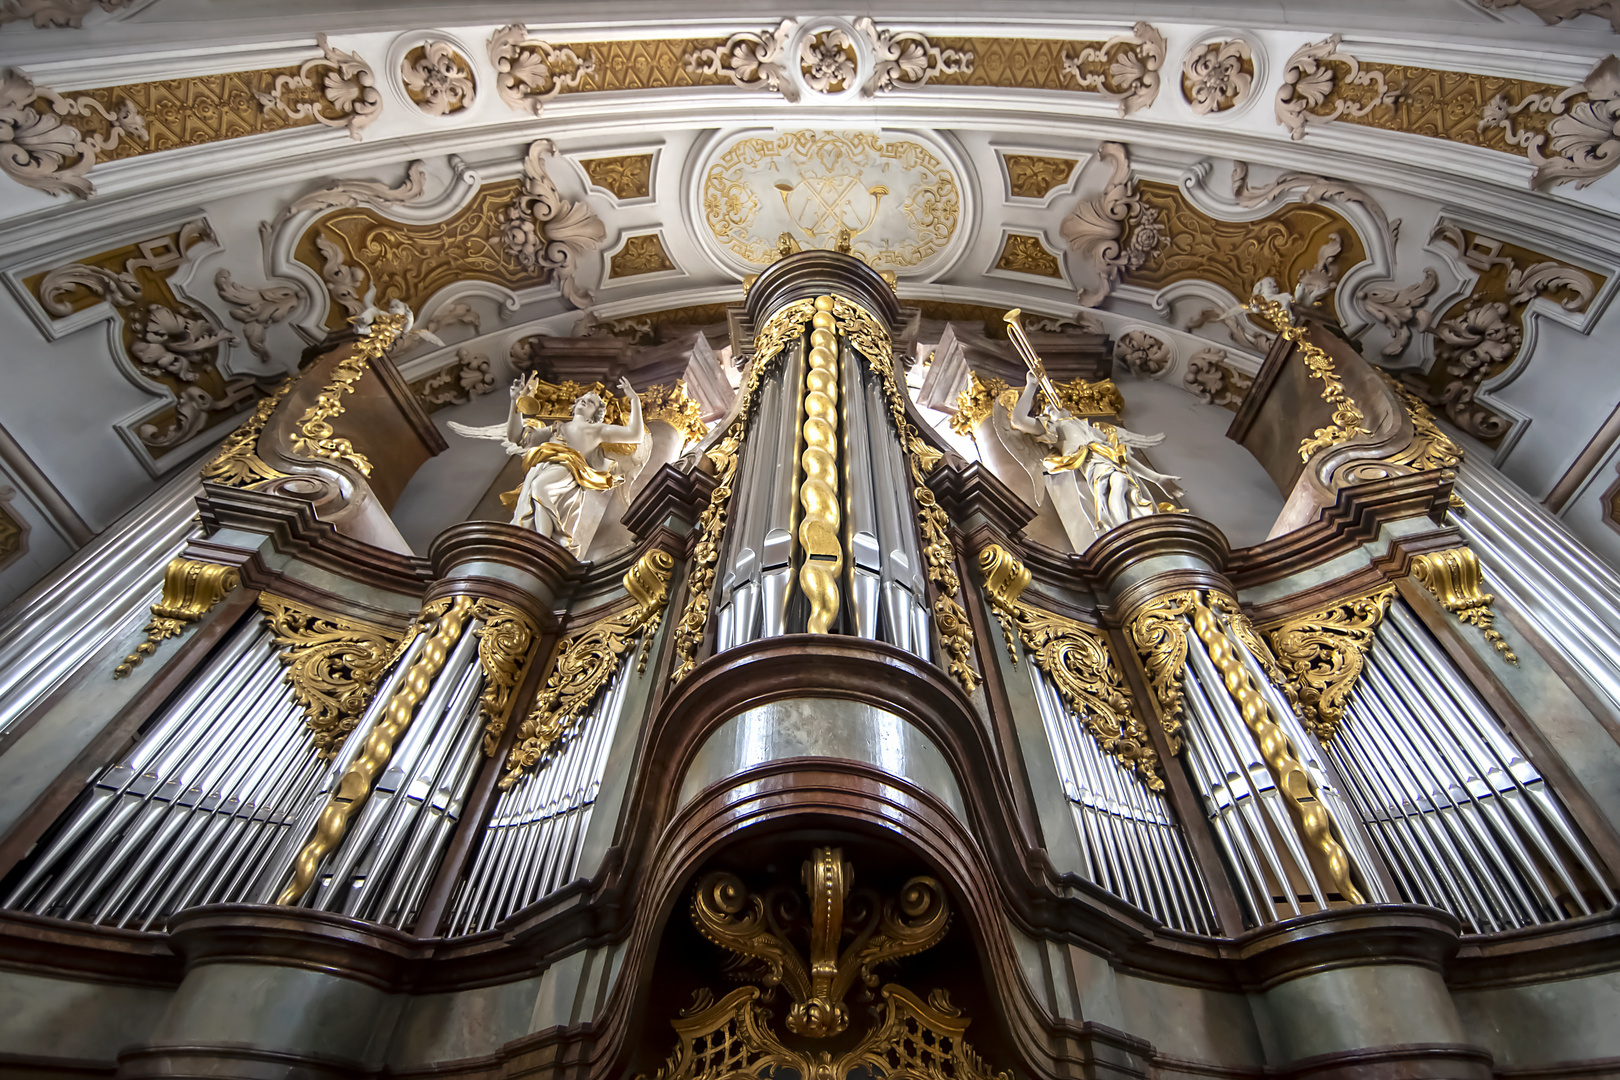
[699,128,964,274]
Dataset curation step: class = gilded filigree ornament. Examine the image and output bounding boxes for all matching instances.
[856,18,974,95]
[1479,55,1620,190]
[1182,39,1254,114]
[1248,297,1370,461]
[256,34,381,140]
[1263,588,1395,743]
[471,599,538,756]
[200,380,293,488]
[1003,154,1078,200]
[401,41,476,116]
[1275,35,1402,141]
[257,594,401,758]
[1059,142,1167,306]
[669,301,812,684]
[504,549,673,787]
[691,848,950,1039]
[994,234,1063,278]
[639,380,708,446]
[608,233,676,278]
[833,295,980,695]
[1060,22,1167,115]
[979,545,1161,787]
[1376,370,1464,476]
[685,20,800,101]
[1410,547,1518,663]
[499,139,606,308]
[487,25,595,114]
[1184,347,1253,411]
[277,595,475,905]
[288,306,410,476]
[1190,593,1368,904]
[0,68,145,197]
[579,153,652,200]
[1127,590,1196,752]
[113,558,241,678]
[951,373,1005,437]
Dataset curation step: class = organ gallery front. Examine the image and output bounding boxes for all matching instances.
[1,6,1620,1079]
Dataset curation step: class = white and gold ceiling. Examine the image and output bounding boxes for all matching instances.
[1,0,1619,600]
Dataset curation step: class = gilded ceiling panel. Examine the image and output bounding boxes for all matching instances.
[609,234,676,278]
[570,38,734,91]
[1323,60,1567,155]
[1003,154,1078,199]
[67,67,316,162]
[925,37,1105,90]
[581,154,654,199]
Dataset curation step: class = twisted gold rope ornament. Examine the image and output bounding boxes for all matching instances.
[276,595,475,905]
[798,297,843,633]
[1189,594,1366,905]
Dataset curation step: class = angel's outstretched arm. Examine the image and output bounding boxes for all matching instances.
[1008,380,1044,436]
[593,376,646,444]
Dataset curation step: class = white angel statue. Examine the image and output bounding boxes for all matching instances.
[994,380,1184,544]
[450,375,649,556]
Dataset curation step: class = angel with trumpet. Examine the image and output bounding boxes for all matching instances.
[993,310,1184,545]
[450,374,648,557]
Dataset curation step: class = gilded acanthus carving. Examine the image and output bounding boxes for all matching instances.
[1185,346,1253,410]
[855,18,974,95]
[639,380,709,445]
[1479,54,1620,190]
[1060,22,1166,115]
[0,0,132,28]
[1250,297,1370,461]
[1182,39,1254,114]
[257,594,401,758]
[1377,370,1464,476]
[1410,547,1518,663]
[1114,329,1171,376]
[262,160,428,238]
[1477,0,1620,29]
[114,557,241,678]
[256,34,381,140]
[1059,142,1166,305]
[979,545,1162,787]
[1357,270,1440,357]
[200,380,293,488]
[685,20,800,101]
[289,304,411,476]
[504,548,673,787]
[214,270,302,363]
[471,599,538,755]
[500,139,606,308]
[1263,589,1395,743]
[994,234,1062,278]
[487,24,595,114]
[401,41,475,115]
[1275,34,1402,140]
[0,68,145,197]
[608,233,675,278]
[1126,590,1197,752]
[690,848,951,1039]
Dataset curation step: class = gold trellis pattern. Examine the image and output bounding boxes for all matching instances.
[925,36,1105,90]
[569,38,733,91]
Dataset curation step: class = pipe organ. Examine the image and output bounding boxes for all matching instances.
[2,250,1618,1080]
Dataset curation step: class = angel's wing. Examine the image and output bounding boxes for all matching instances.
[1111,425,1166,449]
[600,435,654,504]
[447,420,508,441]
[991,395,1050,508]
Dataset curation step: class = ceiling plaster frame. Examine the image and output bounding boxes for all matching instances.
[991,144,1090,209]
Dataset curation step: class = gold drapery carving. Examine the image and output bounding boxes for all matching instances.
[1263,588,1395,743]
[470,599,539,756]
[257,594,401,758]
[832,295,978,694]
[1126,590,1197,752]
[1190,593,1367,904]
[669,300,815,684]
[979,545,1161,788]
[276,595,475,905]
[798,297,845,634]
[1249,297,1369,461]
[1410,547,1518,664]
[505,549,673,788]
[113,557,241,678]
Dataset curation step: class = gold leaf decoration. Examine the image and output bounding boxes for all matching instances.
[1410,547,1518,664]
[1263,588,1395,743]
[257,594,401,758]
[978,544,1162,787]
[506,549,674,787]
[608,233,676,278]
[1248,297,1369,461]
[471,599,538,756]
[114,558,241,678]
[580,152,654,199]
[200,379,293,488]
[1003,153,1078,199]
[1126,590,1197,752]
[994,234,1063,278]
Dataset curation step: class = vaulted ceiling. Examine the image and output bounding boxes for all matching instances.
[1,0,1617,603]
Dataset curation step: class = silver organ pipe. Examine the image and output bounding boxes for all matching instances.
[2,618,324,927]
[1323,598,1615,932]
[1027,663,1215,934]
[444,664,631,936]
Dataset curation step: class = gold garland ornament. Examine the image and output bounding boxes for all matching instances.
[289,307,412,476]
[1263,588,1394,743]
[1409,547,1517,664]
[470,599,539,755]
[832,296,978,695]
[113,557,242,678]
[1248,297,1369,461]
[276,595,475,905]
[978,544,1162,788]
[503,548,674,788]
[799,297,844,634]
[1190,593,1366,904]
[669,299,816,684]
[200,379,294,489]
[256,594,401,757]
